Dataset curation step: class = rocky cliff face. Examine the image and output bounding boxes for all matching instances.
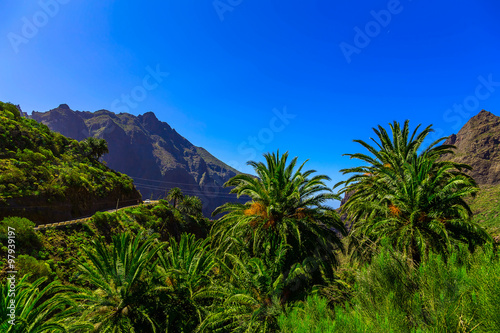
[441,110,500,185]
[30,105,243,216]
[31,104,90,140]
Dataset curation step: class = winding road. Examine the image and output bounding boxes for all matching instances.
[33,201,159,231]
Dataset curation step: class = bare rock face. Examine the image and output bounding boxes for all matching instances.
[30,106,244,216]
[441,110,500,185]
[31,104,89,140]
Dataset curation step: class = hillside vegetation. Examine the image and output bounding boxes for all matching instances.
[0,116,499,332]
[0,102,140,223]
[470,184,500,238]
[0,198,209,283]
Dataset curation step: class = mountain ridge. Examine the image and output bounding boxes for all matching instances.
[30,105,243,216]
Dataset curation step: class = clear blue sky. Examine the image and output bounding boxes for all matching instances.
[2,0,500,197]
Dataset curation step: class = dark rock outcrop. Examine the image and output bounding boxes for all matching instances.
[441,110,500,185]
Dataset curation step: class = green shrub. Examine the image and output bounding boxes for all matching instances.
[0,102,20,118]
[0,217,41,255]
[151,203,172,220]
[128,206,152,226]
[91,212,119,241]
[16,255,53,282]
[278,245,500,332]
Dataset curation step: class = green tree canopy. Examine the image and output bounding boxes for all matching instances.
[75,232,163,331]
[167,187,184,208]
[179,195,203,216]
[81,137,109,160]
[212,151,347,289]
[337,120,491,264]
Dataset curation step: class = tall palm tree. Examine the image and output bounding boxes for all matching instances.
[75,232,164,332]
[167,187,184,208]
[337,121,491,264]
[212,151,347,282]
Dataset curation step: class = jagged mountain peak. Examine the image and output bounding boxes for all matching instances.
[138,111,175,137]
[475,109,496,118]
[441,109,500,185]
[460,109,499,131]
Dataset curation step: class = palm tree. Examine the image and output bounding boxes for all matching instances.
[153,233,217,332]
[75,232,164,332]
[341,120,453,174]
[0,275,90,332]
[198,241,306,332]
[212,151,347,284]
[179,195,203,216]
[82,137,109,160]
[167,187,184,208]
[337,121,491,264]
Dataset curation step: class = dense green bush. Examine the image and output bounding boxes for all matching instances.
[15,255,53,282]
[91,211,120,241]
[0,101,20,118]
[278,245,500,332]
[0,217,41,255]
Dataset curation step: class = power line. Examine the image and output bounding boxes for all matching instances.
[129,176,209,187]
[134,183,241,200]
[128,175,237,196]
[134,185,241,200]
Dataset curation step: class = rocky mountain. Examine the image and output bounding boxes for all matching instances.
[30,104,243,216]
[442,110,500,185]
[439,109,500,238]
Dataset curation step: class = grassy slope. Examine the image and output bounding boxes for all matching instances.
[470,184,500,238]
